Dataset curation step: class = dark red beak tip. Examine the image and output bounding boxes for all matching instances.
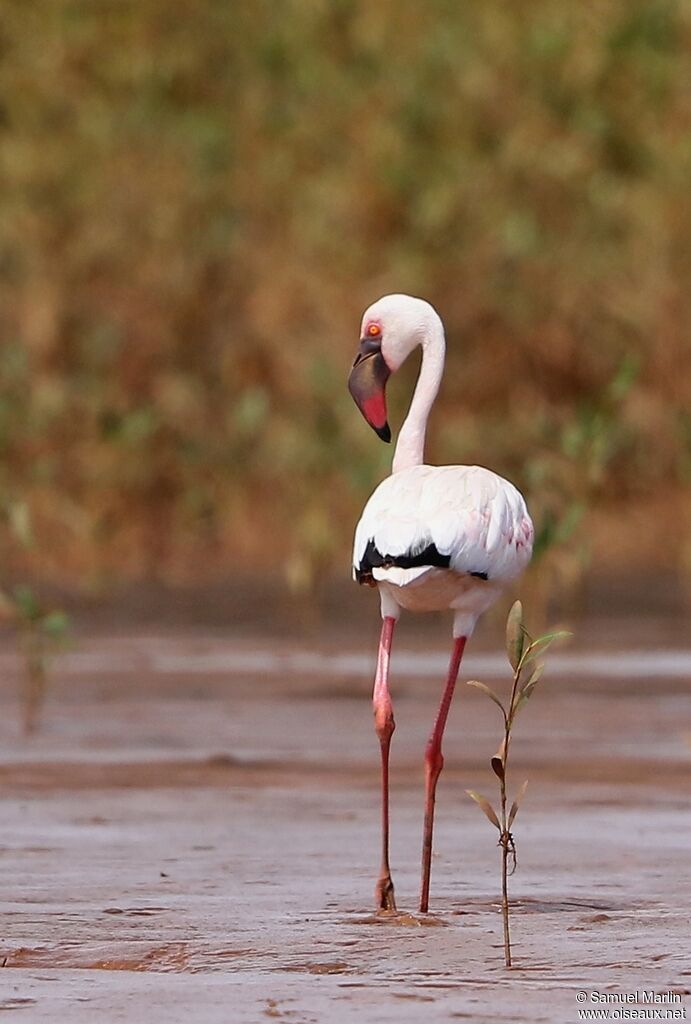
[348,339,391,442]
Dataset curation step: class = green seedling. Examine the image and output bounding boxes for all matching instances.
[466,600,571,967]
[0,584,70,736]
[1,502,70,735]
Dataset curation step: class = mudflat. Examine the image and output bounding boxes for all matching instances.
[0,626,689,1023]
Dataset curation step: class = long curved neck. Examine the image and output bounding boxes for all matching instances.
[391,322,445,473]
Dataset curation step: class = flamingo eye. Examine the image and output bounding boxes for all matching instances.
[367,323,381,338]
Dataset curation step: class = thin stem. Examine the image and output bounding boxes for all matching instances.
[498,743,511,967]
[501,838,511,967]
[498,661,522,969]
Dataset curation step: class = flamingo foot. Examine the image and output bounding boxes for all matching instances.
[375,873,397,912]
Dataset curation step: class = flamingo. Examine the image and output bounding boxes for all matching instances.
[348,294,533,914]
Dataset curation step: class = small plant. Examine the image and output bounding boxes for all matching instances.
[0,585,70,736]
[0,503,70,735]
[465,601,571,967]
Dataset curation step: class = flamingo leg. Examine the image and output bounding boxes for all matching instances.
[419,635,467,913]
[373,615,397,911]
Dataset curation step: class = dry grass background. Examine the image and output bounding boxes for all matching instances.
[1,0,690,602]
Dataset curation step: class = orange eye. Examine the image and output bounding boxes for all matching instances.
[367,323,381,337]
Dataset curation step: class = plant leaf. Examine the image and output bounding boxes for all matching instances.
[491,738,506,780]
[42,611,70,640]
[466,680,506,717]
[521,630,572,667]
[12,585,41,623]
[508,780,529,828]
[513,664,545,714]
[523,663,545,691]
[514,684,536,715]
[466,790,501,830]
[505,601,524,670]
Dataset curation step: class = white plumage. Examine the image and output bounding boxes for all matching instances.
[354,464,532,598]
[353,463,533,633]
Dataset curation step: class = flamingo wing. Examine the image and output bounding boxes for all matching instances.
[353,464,533,588]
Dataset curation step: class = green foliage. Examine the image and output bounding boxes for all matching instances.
[1,1,690,583]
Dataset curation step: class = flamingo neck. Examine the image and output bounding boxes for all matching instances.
[391,322,445,473]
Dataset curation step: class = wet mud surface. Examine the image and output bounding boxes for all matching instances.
[0,627,690,1022]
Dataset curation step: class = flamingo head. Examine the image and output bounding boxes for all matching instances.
[348,294,442,442]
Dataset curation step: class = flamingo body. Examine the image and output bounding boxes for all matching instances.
[353,464,533,630]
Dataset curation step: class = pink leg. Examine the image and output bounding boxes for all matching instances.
[419,635,467,913]
[373,616,397,911]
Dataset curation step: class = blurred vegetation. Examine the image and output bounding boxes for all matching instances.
[1,0,690,596]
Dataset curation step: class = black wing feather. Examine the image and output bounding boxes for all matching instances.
[355,538,450,584]
[355,539,489,585]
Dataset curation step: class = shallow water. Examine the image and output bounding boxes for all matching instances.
[0,628,689,1022]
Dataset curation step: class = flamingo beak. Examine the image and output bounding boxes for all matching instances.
[348,338,391,443]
